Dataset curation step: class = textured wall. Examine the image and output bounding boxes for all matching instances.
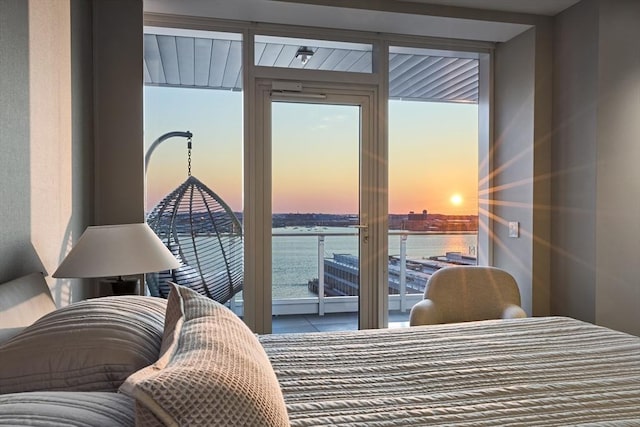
[0,0,93,304]
[1,0,145,302]
[551,0,598,323]
[492,22,552,317]
[92,0,145,225]
[552,0,640,336]
[594,0,640,335]
[0,1,34,282]
[29,0,74,304]
[493,28,537,315]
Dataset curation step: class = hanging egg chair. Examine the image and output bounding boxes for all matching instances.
[145,132,243,304]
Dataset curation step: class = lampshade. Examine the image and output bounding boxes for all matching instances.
[53,223,181,279]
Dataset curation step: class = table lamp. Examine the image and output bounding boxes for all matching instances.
[53,223,181,295]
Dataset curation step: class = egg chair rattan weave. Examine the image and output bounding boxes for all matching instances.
[146,175,243,304]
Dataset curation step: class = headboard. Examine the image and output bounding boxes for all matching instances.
[0,272,56,343]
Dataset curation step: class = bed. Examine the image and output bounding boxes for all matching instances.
[2,274,640,426]
[260,316,640,426]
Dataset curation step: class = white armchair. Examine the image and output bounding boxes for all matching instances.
[409,266,527,326]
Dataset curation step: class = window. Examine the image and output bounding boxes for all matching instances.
[143,27,244,312]
[254,35,372,73]
[142,20,491,333]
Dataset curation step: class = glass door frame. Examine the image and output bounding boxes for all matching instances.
[244,79,387,334]
[140,17,495,333]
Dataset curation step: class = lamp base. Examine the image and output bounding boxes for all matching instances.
[103,278,139,296]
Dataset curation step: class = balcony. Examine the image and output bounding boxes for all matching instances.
[226,229,477,333]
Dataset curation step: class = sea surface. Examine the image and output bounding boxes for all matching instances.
[270,226,477,299]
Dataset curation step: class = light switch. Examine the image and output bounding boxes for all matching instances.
[508,221,519,238]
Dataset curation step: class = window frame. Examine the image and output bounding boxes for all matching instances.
[142,14,494,332]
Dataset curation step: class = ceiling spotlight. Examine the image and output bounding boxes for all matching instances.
[295,46,314,65]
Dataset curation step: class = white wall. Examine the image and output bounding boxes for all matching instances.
[0,0,93,304]
[553,0,640,336]
[0,1,33,281]
[492,21,552,317]
[493,28,537,315]
[551,0,598,323]
[92,0,145,226]
[531,20,553,317]
[489,18,552,316]
[0,0,144,302]
[28,0,75,304]
[594,0,640,335]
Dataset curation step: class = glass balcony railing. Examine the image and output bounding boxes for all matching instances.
[227,230,477,320]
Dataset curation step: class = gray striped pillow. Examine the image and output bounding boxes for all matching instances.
[0,391,135,426]
[0,296,166,394]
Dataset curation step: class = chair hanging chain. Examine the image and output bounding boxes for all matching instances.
[187,136,192,177]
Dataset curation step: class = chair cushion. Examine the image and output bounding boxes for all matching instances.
[0,296,166,394]
[120,283,289,427]
[425,266,522,323]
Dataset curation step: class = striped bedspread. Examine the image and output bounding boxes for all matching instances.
[259,316,640,426]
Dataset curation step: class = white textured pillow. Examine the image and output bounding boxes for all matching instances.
[120,283,290,427]
[0,296,167,394]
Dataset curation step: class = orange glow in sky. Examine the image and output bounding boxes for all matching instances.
[145,87,478,216]
[389,100,477,215]
[272,102,359,214]
[144,88,243,213]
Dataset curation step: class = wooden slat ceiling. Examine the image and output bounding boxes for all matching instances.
[144,34,478,103]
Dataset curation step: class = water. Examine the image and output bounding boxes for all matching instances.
[271,226,477,299]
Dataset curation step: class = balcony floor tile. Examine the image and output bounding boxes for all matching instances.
[271,311,411,334]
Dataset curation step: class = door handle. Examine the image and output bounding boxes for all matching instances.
[350,224,368,243]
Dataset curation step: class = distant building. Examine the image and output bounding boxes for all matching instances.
[308,252,477,297]
[399,210,478,232]
[407,209,428,221]
[270,211,478,232]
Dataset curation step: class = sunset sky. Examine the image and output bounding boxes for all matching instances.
[144,86,478,216]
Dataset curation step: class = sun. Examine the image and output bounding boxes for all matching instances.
[450,193,463,206]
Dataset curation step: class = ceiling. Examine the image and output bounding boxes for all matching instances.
[404,0,581,16]
[144,31,480,103]
[145,0,582,43]
[145,0,528,43]
[143,0,582,102]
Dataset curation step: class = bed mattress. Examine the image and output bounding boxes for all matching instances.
[259,316,640,426]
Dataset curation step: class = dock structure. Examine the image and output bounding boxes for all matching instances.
[308,252,477,297]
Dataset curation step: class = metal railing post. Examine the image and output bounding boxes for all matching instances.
[400,233,407,312]
[318,235,325,316]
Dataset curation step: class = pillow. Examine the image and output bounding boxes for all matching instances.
[0,272,56,344]
[0,391,135,426]
[120,283,290,427]
[0,296,167,394]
